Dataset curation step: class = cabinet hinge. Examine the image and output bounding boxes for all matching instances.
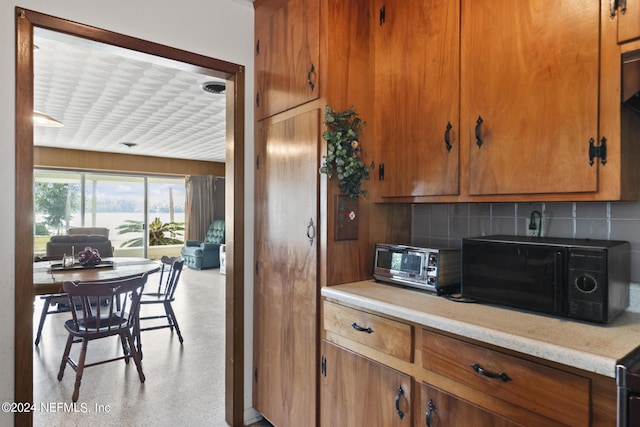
[255,92,260,108]
[255,261,259,276]
[379,6,386,25]
[256,154,260,170]
[321,355,326,377]
[256,39,260,55]
[589,137,607,166]
[378,163,385,181]
[254,367,258,382]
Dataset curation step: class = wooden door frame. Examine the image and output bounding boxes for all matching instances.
[15,8,245,426]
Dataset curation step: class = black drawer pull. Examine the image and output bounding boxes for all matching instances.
[470,363,511,382]
[351,322,373,334]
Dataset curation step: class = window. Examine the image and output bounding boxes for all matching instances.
[34,169,185,258]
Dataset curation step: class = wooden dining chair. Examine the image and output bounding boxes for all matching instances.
[34,293,71,346]
[135,256,184,357]
[57,273,148,402]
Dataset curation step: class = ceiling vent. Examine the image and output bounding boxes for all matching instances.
[202,81,226,95]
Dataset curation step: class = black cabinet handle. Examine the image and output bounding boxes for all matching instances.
[395,386,405,420]
[307,63,316,91]
[475,116,484,148]
[351,322,373,334]
[444,122,453,152]
[425,399,436,427]
[470,363,512,382]
[306,218,315,246]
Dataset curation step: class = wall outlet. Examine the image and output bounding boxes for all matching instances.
[526,216,544,237]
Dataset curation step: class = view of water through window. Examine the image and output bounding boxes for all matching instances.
[34,169,185,257]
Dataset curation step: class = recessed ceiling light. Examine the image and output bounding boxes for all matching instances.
[33,111,63,127]
[202,81,226,95]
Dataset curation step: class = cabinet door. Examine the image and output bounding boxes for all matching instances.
[374,0,460,198]
[618,0,640,43]
[420,383,522,427]
[320,342,412,427]
[253,109,319,427]
[462,0,600,195]
[254,0,319,120]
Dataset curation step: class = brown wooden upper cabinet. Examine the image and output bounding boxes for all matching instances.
[374,0,460,198]
[373,0,638,202]
[254,0,320,120]
[463,0,600,196]
[615,0,640,43]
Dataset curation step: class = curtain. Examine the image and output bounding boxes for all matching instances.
[185,175,217,241]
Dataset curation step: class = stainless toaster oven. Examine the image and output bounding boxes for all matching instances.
[373,243,461,295]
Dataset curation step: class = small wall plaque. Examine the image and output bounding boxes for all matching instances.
[334,195,359,240]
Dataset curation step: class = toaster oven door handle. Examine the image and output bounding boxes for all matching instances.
[351,322,374,334]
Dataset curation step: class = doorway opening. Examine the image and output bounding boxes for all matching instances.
[15,7,245,426]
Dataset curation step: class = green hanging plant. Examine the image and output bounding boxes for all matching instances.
[319,105,374,199]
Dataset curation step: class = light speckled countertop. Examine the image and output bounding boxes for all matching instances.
[321,280,640,378]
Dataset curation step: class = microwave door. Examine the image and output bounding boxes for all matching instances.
[462,242,566,315]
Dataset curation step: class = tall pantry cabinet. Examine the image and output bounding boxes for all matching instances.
[252,0,380,426]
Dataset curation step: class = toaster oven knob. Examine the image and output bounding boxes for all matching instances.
[574,273,598,293]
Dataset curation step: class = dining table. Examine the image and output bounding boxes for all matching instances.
[33,257,162,296]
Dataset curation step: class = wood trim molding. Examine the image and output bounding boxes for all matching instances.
[15,7,245,426]
[15,9,35,427]
[34,146,226,177]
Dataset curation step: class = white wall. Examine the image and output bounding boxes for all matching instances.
[0,0,255,424]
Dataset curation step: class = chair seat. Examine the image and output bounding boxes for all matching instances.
[141,292,165,298]
[140,293,175,302]
[64,314,130,334]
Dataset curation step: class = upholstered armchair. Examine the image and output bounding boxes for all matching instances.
[181,220,225,270]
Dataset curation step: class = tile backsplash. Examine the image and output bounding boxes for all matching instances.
[411,201,640,285]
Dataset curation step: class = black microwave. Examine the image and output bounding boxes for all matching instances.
[461,235,630,323]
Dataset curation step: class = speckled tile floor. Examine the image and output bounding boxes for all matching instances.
[32,267,249,427]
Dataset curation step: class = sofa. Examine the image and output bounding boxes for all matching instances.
[68,227,110,238]
[45,234,114,260]
[181,220,225,270]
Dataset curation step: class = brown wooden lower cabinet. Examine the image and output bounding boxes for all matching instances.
[320,342,412,427]
[419,383,522,427]
[321,300,618,427]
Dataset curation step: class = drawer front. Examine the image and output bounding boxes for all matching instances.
[323,301,413,362]
[421,329,589,427]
